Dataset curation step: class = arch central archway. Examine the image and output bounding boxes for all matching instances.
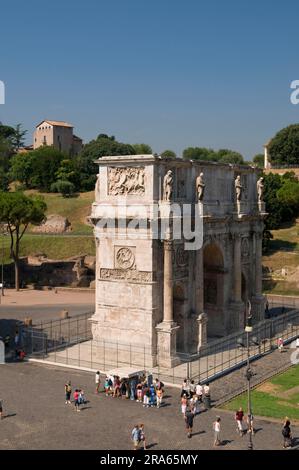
[203,242,226,339]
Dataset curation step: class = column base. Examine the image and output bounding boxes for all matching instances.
[251,295,266,323]
[228,301,245,332]
[156,321,180,368]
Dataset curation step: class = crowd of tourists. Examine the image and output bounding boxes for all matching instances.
[180,379,211,415]
[100,372,165,408]
[61,372,296,449]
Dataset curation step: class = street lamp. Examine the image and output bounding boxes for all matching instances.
[245,300,254,450]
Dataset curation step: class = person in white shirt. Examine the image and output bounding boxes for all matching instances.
[196,383,203,403]
[203,383,211,409]
[95,371,101,394]
[213,417,221,446]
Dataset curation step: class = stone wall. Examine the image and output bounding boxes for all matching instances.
[3,255,95,288]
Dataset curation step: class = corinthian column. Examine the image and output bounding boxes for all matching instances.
[255,233,262,295]
[163,239,173,322]
[234,234,242,302]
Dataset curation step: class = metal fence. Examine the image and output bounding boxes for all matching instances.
[185,308,299,383]
[23,308,299,385]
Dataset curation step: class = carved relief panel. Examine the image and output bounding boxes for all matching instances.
[108,167,145,195]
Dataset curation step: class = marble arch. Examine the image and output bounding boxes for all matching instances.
[90,155,267,368]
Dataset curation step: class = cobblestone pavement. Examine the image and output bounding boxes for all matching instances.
[0,362,298,450]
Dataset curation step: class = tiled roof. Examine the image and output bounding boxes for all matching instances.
[36,120,73,128]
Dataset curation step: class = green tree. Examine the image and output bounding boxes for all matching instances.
[161,150,177,158]
[55,159,79,189]
[51,180,75,197]
[217,149,244,164]
[0,192,47,290]
[132,143,153,154]
[0,135,14,189]
[268,124,299,166]
[10,152,35,188]
[183,147,218,161]
[0,124,15,140]
[253,153,264,168]
[263,173,295,230]
[10,123,27,151]
[21,146,66,191]
[277,181,299,215]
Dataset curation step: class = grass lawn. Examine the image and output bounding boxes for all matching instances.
[223,364,299,421]
[1,234,95,263]
[25,190,94,234]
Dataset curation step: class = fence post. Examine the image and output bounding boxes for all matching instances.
[130,343,132,367]
[78,341,80,367]
[103,339,105,371]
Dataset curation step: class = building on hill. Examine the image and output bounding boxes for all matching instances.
[33,120,83,155]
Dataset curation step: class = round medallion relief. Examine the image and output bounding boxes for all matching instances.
[116,247,135,270]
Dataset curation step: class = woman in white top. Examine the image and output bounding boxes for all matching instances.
[95,371,101,394]
[213,417,221,446]
[196,383,203,402]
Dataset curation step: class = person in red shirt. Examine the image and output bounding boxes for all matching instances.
[235,407,245,436]
[73,389,80,412]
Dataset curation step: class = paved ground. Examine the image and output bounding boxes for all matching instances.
[0,362,298,450]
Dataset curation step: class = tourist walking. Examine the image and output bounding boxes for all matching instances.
[139,424,147,450]
[65,381,72,405]
[181,378,190,398]
[73,389,80,412]
[136,382,143,402]
[185,407,194,438]
[196,382,203,403]
[203,383,211,410]
[282,419,292,448]
[78,389,87,406]
[235,407,245,436]
[181,394,188,415]
[0,399,3,420]
[190,380,196,397]
[156,387,163,408]
[131,424,140,450]
[143,386,150,408]
[247,413,254,435]
[213,417,222,446]
[149,384,156,407]
[278,337,283,352]
[95,371,101,394]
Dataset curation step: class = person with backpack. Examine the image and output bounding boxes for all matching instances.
[73,389,80,412]
[139,424,147,450]
[282,419,292,448]
[131,424,140,450]
[185,407,194,438]
[65,381,72,405]
[149,384,156,407]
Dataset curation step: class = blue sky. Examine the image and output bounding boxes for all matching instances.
[1,0,299,159]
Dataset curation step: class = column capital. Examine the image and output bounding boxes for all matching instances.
[163,239,173,251]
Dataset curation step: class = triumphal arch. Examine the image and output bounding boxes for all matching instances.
[90,155,266,367]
